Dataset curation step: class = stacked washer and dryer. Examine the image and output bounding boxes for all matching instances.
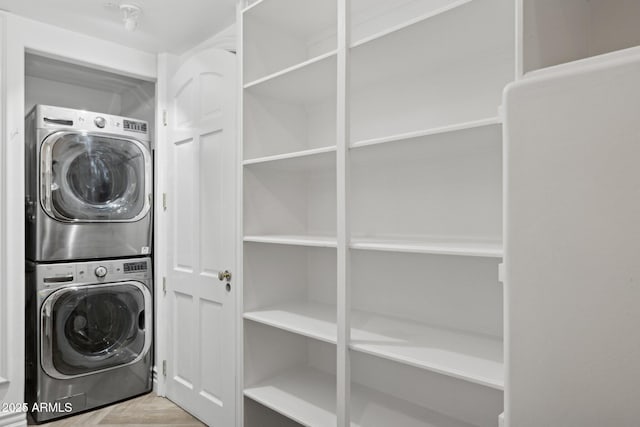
[25,105,154,423]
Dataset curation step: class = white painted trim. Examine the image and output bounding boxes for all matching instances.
[336,0,351,426]
[5,12,156,80]
[236,3,247,426]
[0,12,7,385]
[2,11,27,412]
[0,412,26,427]
[154,52,179,398]
[515,0,523,79]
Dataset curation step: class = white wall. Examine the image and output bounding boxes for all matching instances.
[0,12,156,426]
[179,24,237,62]
[505,48,640,427]
[25,76,123,115]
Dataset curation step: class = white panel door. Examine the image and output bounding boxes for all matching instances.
[166,48,236,427]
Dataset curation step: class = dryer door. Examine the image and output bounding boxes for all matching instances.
[41,281,152,379]
[40,131,151,222]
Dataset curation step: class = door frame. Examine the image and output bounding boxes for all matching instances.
[0,13,157,426]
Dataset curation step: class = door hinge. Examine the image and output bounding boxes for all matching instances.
[162,110,168,126]
[162,360,167,376]
[162,277,167,295]
[162,193,167,211]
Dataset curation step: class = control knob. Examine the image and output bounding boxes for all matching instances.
[94,116,106,128]
[95,266,108,278]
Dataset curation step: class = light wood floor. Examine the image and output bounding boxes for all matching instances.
[32,393,206,427]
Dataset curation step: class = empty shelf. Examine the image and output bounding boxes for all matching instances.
[243,147,336,171]
[351,0,472,48]
[350,117,501,150]
[351,381,478,427]
[244,235,337,248]
[350,237,503,258]
[244,51,338,89]
[245,365,479,427]
[351,312,504,390]
[244,52,336,105]
[244,366,337,427]
[244,301,504,389]
[244,301,336,344]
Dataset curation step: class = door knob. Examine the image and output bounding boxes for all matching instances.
[218,270,232,282]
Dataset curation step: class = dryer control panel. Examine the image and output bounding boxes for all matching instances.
[34,104,150,142]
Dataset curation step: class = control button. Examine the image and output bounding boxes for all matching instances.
[95,266,108,278]
[94,116,106,128]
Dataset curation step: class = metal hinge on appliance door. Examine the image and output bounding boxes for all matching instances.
[163,110,168,126]
[162,193,167,211]
[162,277,167,295]
[162,360,167,376]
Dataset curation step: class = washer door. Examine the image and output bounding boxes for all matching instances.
[40,131,151,222]
[41,281,152,379]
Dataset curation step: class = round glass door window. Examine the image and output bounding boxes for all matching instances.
[44,282,149,377]
[41,132,151,222]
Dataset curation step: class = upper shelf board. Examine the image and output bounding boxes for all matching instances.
[350,117,501,150]
[244,235,338,248]
[350,0,515,90]
[244,52,337,105]
[350,237,503,258]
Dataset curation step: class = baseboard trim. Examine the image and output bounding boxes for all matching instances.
[0,411,27,427]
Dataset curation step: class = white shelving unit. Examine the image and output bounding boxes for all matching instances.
[241,0,514,425]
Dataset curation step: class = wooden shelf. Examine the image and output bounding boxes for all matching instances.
[351,381,478,427]
[244,301,504,389]
[350,237,503,258]
[244,301,336,344]
[245,364,479,427]
[244,50,338,90]
[244,366,337,427]
[244,51,336,104]
[350,117,501,150]
[243,146,336,169]
[351,311,504,390]
[243,235,337,248]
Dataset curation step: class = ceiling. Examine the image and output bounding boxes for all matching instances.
[0,0,237,54]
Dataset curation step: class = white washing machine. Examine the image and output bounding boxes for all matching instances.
[25,105,153,261]
[25,257,153,423]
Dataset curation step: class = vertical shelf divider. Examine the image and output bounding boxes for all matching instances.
[237,2,247,426]
[336,0,351,426]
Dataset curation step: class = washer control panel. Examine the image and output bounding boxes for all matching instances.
[37,257,151,288]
